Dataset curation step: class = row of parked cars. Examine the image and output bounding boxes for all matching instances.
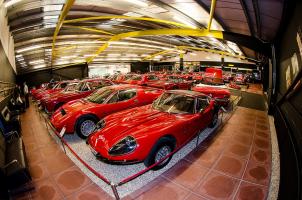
[31,69,231,169]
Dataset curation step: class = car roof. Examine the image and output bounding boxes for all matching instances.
[167,90,207,97]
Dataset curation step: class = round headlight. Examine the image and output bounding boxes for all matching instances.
[108,136,137,156]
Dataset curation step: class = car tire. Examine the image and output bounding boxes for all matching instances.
[75,115,98,139]
[208,111,218,128]
[144,137,175,170]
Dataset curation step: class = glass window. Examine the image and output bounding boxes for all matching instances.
[107,93,118,103]
[148,75,159,80]
[86,89,114,104]
[196,97,209,112]
[117,90,137,101]
[153,93,195,114]
[60,82,68,88]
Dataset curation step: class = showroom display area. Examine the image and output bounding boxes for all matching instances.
[34,94,241,198]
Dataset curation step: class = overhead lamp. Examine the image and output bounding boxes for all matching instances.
[29,59,45,65]
[43,24,56,28]
[190,53,197,56]
[33,64,46,69]
[107,53,121,57]
[43,5,63,12]
[16,45,42,53]
[60,55,77,59]
[15,54,23,58]
[124,0,148,7]
[4,0,22,8]
[43,15,59,20]
[173,16,197,29]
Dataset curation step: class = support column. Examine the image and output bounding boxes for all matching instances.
[179,53,184,71]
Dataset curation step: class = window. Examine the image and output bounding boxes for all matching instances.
[153,93,195,114]
[148,75,159,80]
[196,97,209,112]
[86,89,114,104]
[60,82,68,88]
[118,90,136,101]
[107,93,118,103]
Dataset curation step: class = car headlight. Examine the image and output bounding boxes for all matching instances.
[108,136,137,156]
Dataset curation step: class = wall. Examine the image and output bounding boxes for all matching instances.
[0,2,15,71]
[130,62,150,73]
[274,1,302,199]
[17,63,88,87]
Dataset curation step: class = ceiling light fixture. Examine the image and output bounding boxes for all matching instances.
[124,0,148,7]
[29,59,45,65]
[16,45,42,53]
[4,0,22,8]
[43,5,63,12]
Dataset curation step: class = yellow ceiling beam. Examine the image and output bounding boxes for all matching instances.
[207,0,217,31]
[51,0,75,65]
[141,50,177,61]
[64,25,114,35]
[86,29,223,63]
[63,15,197,29]
[178,46,258,61]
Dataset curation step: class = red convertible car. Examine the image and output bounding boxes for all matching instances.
[147,76,192,90]
[192,84,231,107]
[203,67,223,84]
[88,90,218,170]
[40,79,113,113]
[51,85,163,138]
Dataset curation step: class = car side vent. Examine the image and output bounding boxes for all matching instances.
[60,109,66,116]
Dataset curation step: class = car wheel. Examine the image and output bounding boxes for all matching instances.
[144,137,175,170]
[76,116,98,139]
[208,111,218,128]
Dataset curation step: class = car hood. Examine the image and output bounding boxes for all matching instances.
[91,105,186,149]
[62,99,97,113]
[193,85,230,96]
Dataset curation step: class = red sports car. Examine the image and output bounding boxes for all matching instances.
[234,73,246,85]
[88,90,218,170]
[203,67,223,84]
[31,82,57,99]
[123,74,160,86]
[147,76,192,90]
[34,80,74,101]
[41,79,113,113]
[192,84,231,107]
[51,85,163,138]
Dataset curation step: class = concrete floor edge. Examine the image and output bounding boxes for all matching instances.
[267,116,280,200]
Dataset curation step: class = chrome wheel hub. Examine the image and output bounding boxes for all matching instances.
[80,120,96,136]
[155,146,171,165]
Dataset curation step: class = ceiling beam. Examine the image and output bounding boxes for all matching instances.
[239,0,255,36]
[52,0,75,66]
[252,0,261,38]
[207,0,217,31]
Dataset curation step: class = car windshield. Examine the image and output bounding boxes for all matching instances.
[74,82,89,91]
[86,88,114,104]
[152,93,195,114]
[63,84,77,92]
[131,75,142,80]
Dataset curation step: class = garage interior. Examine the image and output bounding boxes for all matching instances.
[0,0,301,199]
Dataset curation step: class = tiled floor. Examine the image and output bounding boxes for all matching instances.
[13,104,272,200]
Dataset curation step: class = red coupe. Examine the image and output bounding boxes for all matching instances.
[123,74,160,86]
[147,76,192,90]
[192,84,231,107]
[51,85,163,138]
[34,80,74,101]
[31,82,57,99]
[41,79,113,113]
[88,90,218,170]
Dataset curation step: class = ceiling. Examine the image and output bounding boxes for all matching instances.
[2,0,285,74]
